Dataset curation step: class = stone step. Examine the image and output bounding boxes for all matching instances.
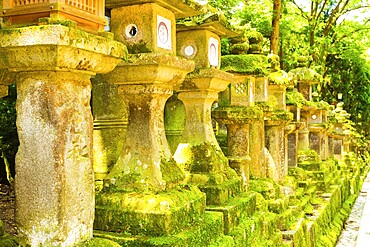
[94,185,206,236]
[206,192,256,234]
[93,211,225,247]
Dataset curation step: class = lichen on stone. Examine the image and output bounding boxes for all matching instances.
[212,106,264,123]
[268,70,291,85]
[176,5,236,37]
[268,110,294,122]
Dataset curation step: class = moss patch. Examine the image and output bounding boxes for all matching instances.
[76,238,121,247]
[268,70,291,85]
[221,54,269,76]
[94,211,225,247]
[212,106,264,123]
[95,185,206,236]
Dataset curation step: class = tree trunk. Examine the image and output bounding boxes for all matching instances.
[270,0,282,54]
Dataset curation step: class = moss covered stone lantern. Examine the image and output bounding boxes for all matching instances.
[220,31,270,179]
[0,0,106,33]
[0,21,127,246]
[93,2,226,245]
[107,0,206,55]
[168,10,245,205]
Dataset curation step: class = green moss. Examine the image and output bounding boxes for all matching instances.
[282,176,298,189]
[298,149,319,158]
[268,70,291,85]
[160,159,186,186]
[250,179,280,200]
[221,54,269,76]
[188,142,228,173]
[212,106,264,122]
[268,110,294,122]
[95,185,206,236]
[230,42,249,55]
[76,238,121,247]
[304,203,314,215]
[252,192,268,211]
[286,91,307,107]
[38,17,77,28]
[176,6,234,37]
[313,100,332,110]
[245,31,264,44]
[209,235,235,247]
[95,211,225,247]
[125,40,151,54]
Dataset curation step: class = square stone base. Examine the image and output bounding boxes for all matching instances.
[199,177,243,206]
[94,185,205,236]
[206,192,256,234]
[93,211,226,246]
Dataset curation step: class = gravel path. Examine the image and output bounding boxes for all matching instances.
[336,172,370,247]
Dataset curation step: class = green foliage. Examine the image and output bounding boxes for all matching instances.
[0,84,18,184]
[223,0,370,137]
[0,84,17,156]
[208,0,245,18]
[321,35,370,133]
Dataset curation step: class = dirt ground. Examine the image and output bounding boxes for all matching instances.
[0,183,17,236]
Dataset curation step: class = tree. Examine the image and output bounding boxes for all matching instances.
[289,0,370,66]
[271,0,282,54]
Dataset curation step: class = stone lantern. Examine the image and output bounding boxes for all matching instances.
[221,32,270,179]
[289,56,322,101]
[93,2,224,245]
[329,102,351,160]
[0,17,127,247]
[307,101,331,160]
[289,58,322,151]
[286,90,307,167]
[263,54,294,182]
[171,11,243,205]
[0,0,106,33]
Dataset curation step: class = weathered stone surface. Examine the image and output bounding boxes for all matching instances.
[213,106,263,188]
[164,94,186,154]
[94,211,225,246]
[249,118,266,178]
[106,0,206,18]
[174,68,242,205]
[103,54,194,192]
[92,75,128,190]
[255,77,269,103]
[176,68,232,146]
[15,71,94,246]
[218,75,255,107]
[111,3,176,55]
[0,25,127,247]
[268,84,287,111]
[95,185,206,236]
[177,29,222,69]
[0,69,15,98]
[0,25,126,73]
[265,124,286,182]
